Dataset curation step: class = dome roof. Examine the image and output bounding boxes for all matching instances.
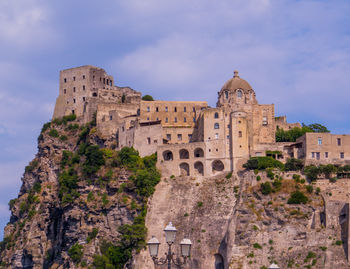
[221,70,252,91]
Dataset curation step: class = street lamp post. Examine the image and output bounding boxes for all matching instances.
[147,222,192,269]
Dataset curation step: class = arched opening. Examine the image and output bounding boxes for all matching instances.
[194,148,204,158]
[214,112,219,119]
[214,123,219,129]
[92,92,98,97]
[237,89,242,98]
[214,254,224,269]
[194,161,204,176]
[179,149,189,159]
[163,150,173,161]
[179,163,190,176]
[212,160,224,172]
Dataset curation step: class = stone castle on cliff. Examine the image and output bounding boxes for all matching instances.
[53,65,350,178]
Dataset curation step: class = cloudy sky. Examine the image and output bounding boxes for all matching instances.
[1,0,350,239]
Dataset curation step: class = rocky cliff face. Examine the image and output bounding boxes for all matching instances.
[0,118,158,269]
[136,171,349,269]
[0,117,349,269]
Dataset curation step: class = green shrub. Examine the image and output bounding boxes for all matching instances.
[275,125,315,142]
[225,172,232,179]
[82,145,105,176]
[41,122,51,133]
[59,135,68,141]
[68,243,83,264]
[243,157,284,170]
[306,251,316,259]
[287,191,308,204]
[272,179,282,191]
[320,164,337,179]
[32,182,42,193]
[253,243,262,249]
[197,201,204,207]
[87,192,94,202]
[130,167,160,197]
[329,177,337,183]
[306,185,313,193]
[58,169,80,204]
[256,175,261,181]
[304,165,321,181]
[102,193,109,207]
[285,158,304,171]
[254,169,259,175]
[266,169,275,179]
[141,95,154,101]
[25,160,39,173]
[319,246,327,251]
[117,147,141,169]
[48,129,59,137]
[8,199,17,210]
[87,228,99,243]
[260,182,272,195]
[315,187,321,195]
[335,240,343,246]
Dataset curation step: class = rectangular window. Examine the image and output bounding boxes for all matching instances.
[227,135,230,139]
[154,139,158,144]
[184,117,187,122]
[73,76,76,81]
[147,106,150,112]
[166,134,171,140]
[64,89,66,94]
[262,116,268,125]
[73,98,76,103]
[340,152,344,159]
[312,152,315,158]
[193,107,195,112]
[156,107,159,112]
[165,117,168,123]
[147,117,149,121]
[174,107,177,112]
[337,138,341,146]
[110,115,113,120]
[107,79,109,85]
[188,134,192,141]
[318,138,322,145]
[316,152,320,160]
[83,97,86,101]
[238,131,242,137]
[177,134,182,141]
[147,137,151,144]
[103,78,105,84]
[64,78,67,83]
[156,117,159,121]
[174,117,177,123]
[73,87,76,92]
[184,107,186,112]
[83,85,85,90]
[165,107,168,112]
[83,75,85,79]
[215,133,219,139]
[325,152,328,158]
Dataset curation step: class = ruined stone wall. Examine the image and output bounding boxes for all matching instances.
[275,115,301,130]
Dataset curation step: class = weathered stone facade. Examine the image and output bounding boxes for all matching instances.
[52,65,350,177]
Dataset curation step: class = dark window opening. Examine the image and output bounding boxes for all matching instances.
[156,107,159,112]
[337,138,341,146]
[214,123,219,129]
[64,89,66,94]
[82,75,85,79]
[64,78,67,83]
[174,107,177,112]
[184,107,186,112]
[214,112,219,119]
[73,76,76,81]
[83,85,85,90]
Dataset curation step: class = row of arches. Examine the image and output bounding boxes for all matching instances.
[163,148,204,161]
[178,160,225,176]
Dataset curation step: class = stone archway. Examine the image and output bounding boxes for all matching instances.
[163,150,173,161]
[214,254,224,269]
[179,149,189,159]
[194,161,204,176]
[179,162,190,176]
[212,160,224,172]
[194,148,204,158]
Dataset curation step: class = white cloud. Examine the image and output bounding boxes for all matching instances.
[0,0,58,49]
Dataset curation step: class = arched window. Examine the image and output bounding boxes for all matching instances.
[194,148,204,158]
[179,163,190,176]
[163,150,173,161]
[179,149,189,159]
[92,92,98,97]
[214,112,219,119]
[237,90,242,98]
[214,123,219,129]
[194,161,204,176]
[212,160,224,172]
